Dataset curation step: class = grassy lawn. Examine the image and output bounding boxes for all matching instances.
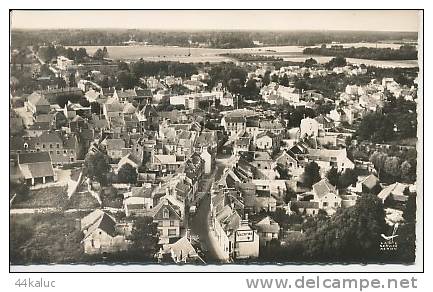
[66,192,100,209]
[12,186,68,209]
[10,212,87,265]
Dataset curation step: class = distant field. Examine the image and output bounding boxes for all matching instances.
[71,43,419,67]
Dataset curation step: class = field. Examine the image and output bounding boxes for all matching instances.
[71,43,419,67]
[12,186,68,209]
[10,212,87,264]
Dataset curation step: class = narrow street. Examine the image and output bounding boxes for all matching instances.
[188,156,232,263]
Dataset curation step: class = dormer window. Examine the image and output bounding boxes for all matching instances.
[163,208,169,219]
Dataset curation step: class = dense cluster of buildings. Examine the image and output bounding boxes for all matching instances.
[10,50,417,264]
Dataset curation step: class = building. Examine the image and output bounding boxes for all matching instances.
[312,178,342,214]
[26,92,50,115]
[150,198,182,244]
[80,210,128,254]
[254,216,280,247]
[57,56,74,70]
[17,152,56,185]
[305,148,355,173]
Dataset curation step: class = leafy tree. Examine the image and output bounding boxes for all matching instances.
[303,162,321,188]
[116,71,138,89]
[400,160,415,183]
[403,193,416,223]
[90,101,102,115]
[294,79,309,93]
[93,48,105,60]
[369,151,388,179]
[338,168,358,189]
[326,56,347,69]
[326,167,340,187]
[305,194,386,261]
[384,156,401,181]
[303,58,318,68]
[279,74,290,87]
[130,216,159,256]
[83,152,111,185]
[243,79,260,99]
[356,112,395,143]
[117,164,138,184]
[262,71,271,86]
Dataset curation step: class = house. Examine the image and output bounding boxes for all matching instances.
[299,117,320,139]
[150,154,182,175]
[234,220,260,260]
[113,89,137,103]
[124,196,153,217]
[105,139,126,160]
[251,180,287,200]
[377,182,409,204]
[306,148,355,173]
[250,151,274,171]
[290,200,320,216]
[157,235,204,264]
[80,210,128,254]
[17,152,56,185]
[57,56,74,70]
[117,153,141,171]
[200,148,213,175]
[244,195,277,214]
[312,178,342,214]
[255,132,279,151]
[254,216,280,246]
[274,150,298,169]
[151,198,182,244]
[26,92,50,115]
[349,174,381,194]
[234,136,251,154]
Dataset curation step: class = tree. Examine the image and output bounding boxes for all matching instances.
[117,164,138,184]
[74,48,88,63]
[262,71,271,85]
[83,152,111,185]
[93,48,105,60]
[357,112,395,143]
[130,216,159,257]
[303,162,321,188]
[325,56,347,69]
[102,46,109,58]
[305,194,386,261]
[294,79,309,93]
[303,58,318,68]
[384,156,401,181]
[90,102,102,115]
[116,71,137,89]
[369,151,388,179]
[326,167,340,187]
[338,168,358,189]
[400,160,415,183]
[279,74,290,86]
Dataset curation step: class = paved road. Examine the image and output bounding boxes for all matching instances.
[189,193,228,263]
[189,159,232,263]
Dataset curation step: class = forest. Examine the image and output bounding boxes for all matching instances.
[11,29,418,49]
[303,45,418,60]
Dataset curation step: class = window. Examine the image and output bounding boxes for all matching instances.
[168,229,177,236]
[56,143,60,148]
[49,144,53,149]
[335,202,339,207]
[56,150,60,154]
[42,144,46,149]
[162,208,169,219]
[323,202,328,207]
[170,220,175,227]
[64,150,67,154]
